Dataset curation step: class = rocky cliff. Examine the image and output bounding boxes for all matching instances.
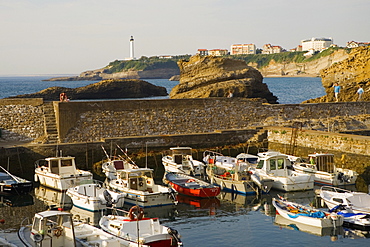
[9,79,167,100]
[45,68,180,81]
[258,49,349,77]
[303,46,370,103]
[169,55,278,103]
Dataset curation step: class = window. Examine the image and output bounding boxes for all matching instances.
[257,160,264,169]
[277,158,285,169]
[51,160,58,168]
[61,159,72,167]
[270,159,276,170]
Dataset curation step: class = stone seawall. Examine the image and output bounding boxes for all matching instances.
[56,99,370,143]
[0,98,45,141]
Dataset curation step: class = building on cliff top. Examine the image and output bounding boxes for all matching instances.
[301,37,333,52]
[230,44,256,55]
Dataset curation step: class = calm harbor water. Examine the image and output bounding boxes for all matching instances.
[0,76,369,246]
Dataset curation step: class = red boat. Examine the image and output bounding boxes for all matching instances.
[164,172,221,198]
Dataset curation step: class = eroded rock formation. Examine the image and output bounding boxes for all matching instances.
[304,46,370,103]
[169,55,278,103]
[9,79,167,100]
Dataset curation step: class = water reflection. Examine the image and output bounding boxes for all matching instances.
[0,193,33,207]
[34,185,72,210]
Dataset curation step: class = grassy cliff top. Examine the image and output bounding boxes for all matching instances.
[104,47,351,73]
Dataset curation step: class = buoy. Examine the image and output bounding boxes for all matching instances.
[0,219,5,224]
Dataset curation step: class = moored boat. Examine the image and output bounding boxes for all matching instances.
[329,205,370,230]
[18,209,145,247]
[99,206,183,247]
[273,196,343,228]
[320,186,370,214]
[163,172,220,198]
[204,151,273,194]
[252,151,314,192]
[107,168,177,207]
[162,147,206,176]
[0,166,33,195]
[293,153,358,186]
[34,155,93,191]
[66,181,126,211]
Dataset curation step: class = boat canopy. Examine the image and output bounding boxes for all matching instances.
[308,153,335,173]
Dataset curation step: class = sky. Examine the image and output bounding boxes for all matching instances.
[0,0,369,76]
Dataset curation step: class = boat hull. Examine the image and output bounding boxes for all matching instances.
[35,170,93,191]
[209,174,257,195]
[0,181,33,195]
[273,198,343,228]
[164,172,220,198]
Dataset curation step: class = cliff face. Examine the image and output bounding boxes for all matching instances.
[258,49,349,77]
[169,55,278,103]
[303,46,370,103]
[9,79,168,100]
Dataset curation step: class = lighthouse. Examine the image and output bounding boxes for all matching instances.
[130,36,134,59]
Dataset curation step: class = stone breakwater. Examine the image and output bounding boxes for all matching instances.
[1,98,370,145]
[0,99,44,141]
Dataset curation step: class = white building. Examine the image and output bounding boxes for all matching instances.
[230,44,256,55]
[301,37,333,52]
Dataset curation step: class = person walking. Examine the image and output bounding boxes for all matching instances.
[356,85,364,101]
[333,83,340,102]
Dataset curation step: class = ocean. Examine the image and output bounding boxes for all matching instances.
[0,76,325,104]
[1,76,369,247]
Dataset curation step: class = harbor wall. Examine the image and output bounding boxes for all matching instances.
[0,98,45,141]
[55,98,370,143]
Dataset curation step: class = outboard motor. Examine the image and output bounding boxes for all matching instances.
[168,227,183,246]
[168,188,178,204]
[103,190,114,207]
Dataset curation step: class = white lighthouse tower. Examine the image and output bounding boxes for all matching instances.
[129,36,134,60]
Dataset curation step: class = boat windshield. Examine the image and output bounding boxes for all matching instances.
[257,160,264,169]
[61,159,73,167]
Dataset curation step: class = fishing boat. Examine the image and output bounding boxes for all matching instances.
[66,181,126,211]
[204,151,273,194]
[18,210,143,247]
[329,205,370,230]
[107,168,177,207]
[162,147,206,176]
[0,166,33,195]
[163,172,220,198]
[320,186,370,214]
[99,206,183,247]
[101,145,139,180]
[272,196,343,228]
[252,151,314,192]
[293,153,358,186]
[34,155,93,191]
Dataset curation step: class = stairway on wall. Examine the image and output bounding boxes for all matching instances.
[247,127,268,146]
[43,102,59,144]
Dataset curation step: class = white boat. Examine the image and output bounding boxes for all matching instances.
[235,153,259,166]
[320,186,370,214]
[99,206,182,247]
[66,181,126,211]
[107,168,177,207]
[34,155,93,191]
[330,206,370,230]
[101,145,139,180]
[18,210,143,247]
[204,151,273,194]
[252,151,314,192]
[293,153,358,186]
[162,147,206,176]
[273,197,343,228]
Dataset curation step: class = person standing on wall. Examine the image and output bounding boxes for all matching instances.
[356,85,364,101]
[333,83,340,102]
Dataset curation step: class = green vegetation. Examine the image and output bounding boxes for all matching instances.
[105,55,190,74]
[104,47,350,73]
